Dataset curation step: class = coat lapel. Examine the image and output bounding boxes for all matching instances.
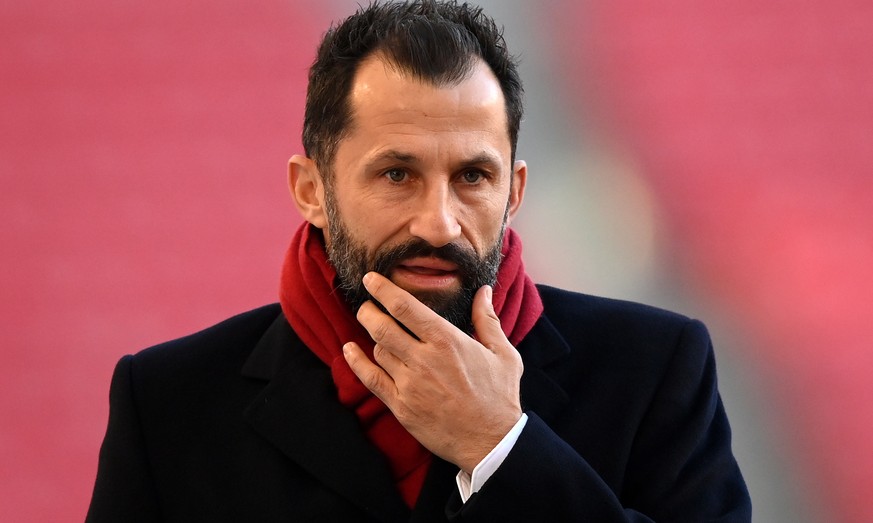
[517,313,572,424]
[239,308,574,522]
[241,315,409,522]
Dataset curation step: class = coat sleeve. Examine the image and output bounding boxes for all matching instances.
[446,319,752,522]
[86,355,162,523]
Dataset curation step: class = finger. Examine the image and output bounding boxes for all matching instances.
[356,300,418,363]
[372,343,407,376]
[342,342,396,403]
[471,285,511,353]
[362,272,443,338]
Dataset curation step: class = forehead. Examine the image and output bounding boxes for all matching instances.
[350,53,505,108]
[340,54,511,157]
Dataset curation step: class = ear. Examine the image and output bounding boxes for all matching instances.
[506,160,527,224]
[287,154,328,229]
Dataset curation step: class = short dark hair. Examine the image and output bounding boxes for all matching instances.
[302,0,524,176]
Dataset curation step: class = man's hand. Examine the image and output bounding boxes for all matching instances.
[342,272,524,473]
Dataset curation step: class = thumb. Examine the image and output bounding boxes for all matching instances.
[472,285,509,352]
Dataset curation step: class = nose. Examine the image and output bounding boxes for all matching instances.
[408,183,462,248]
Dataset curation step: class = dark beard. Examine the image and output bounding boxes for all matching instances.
[324,195,504,334]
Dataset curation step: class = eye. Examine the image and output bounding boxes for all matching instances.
[460,170,485,184]
[384,169,407,183]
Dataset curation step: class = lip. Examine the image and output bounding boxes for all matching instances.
[397,256,459,272]
[390,256,461,292]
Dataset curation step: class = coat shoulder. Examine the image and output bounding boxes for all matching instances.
[535,284,696,336]
[129,303,282,380]
[531,284,711,375]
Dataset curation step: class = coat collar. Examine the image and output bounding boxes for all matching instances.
[240,308,573,521]
[242,314,410,522]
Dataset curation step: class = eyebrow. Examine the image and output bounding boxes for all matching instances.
[364,150,503,170]
[368,150,417,166]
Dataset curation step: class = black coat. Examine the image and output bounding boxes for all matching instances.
[86,285,751,522]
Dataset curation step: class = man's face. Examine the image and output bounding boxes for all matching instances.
[315,55,526,329]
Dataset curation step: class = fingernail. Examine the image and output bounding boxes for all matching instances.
[485,285,493,302]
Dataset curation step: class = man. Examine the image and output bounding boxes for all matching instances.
[87,1,751,521]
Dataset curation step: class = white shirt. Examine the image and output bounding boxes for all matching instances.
[455,413,528,502]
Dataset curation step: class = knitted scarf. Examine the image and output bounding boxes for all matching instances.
[278,222,543,507]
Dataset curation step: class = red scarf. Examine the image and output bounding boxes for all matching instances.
[278,222,543,507]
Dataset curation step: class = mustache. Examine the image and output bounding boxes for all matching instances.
[370,239,480,276]
[366,239,485,336]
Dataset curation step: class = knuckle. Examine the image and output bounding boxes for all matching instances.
[428,328,453,349]
[365,367,383,387]
[372,343,387,363]
[510,348,523,368]
[391,297,412,319]
[372,319,390,342]
[362,368,387,397]
[506,349,524,374]
[392,403,411,424]
[413,358,436,381]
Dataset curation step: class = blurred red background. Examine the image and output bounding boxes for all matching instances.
[565,2,873,522]
[2,1,870,521]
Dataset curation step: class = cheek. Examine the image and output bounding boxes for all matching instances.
[462,195,510,251]
[339,195,407,247]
